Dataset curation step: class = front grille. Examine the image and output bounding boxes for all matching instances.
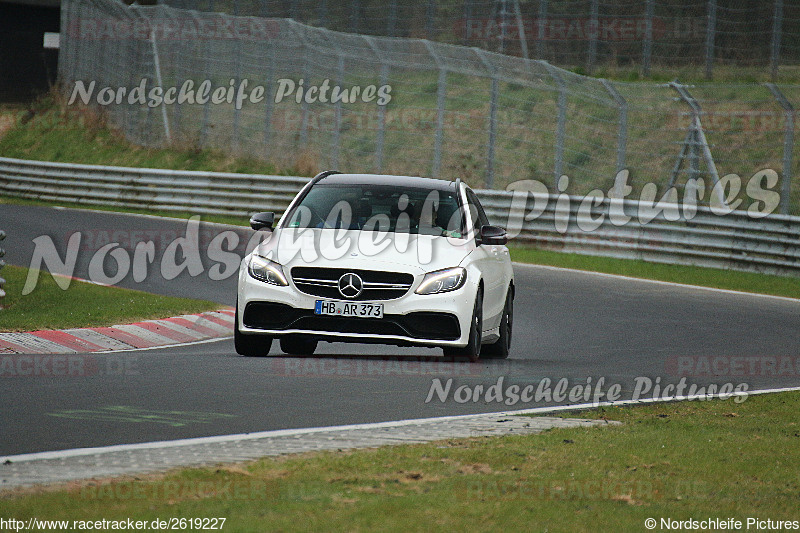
[243,303,461,341]
[291,267,414,301]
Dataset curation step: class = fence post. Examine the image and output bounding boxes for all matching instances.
[536,0,547,59]
[232,13,242,151]
[286,21,310,147]
[364,36,388,172]
[765,83,794,215]
[333,53,345,168]
[704,0,716,80]
[200,26,212,147]
[587,0,598,74]
[771,0,783,81]
[474,48,498,189]
[642,0,654,77]
[512,0,529,60]
[601,79,627,175]
[670,81,726,207]
[317,0,329,27]
[463,0,472,46]
[545,63,566,182]
[350,0,360,33]
[149,30,172,143]
[0,230,5,306]
[388,0,398,37]
[263,34,276,156]
[424,41,447,178]
[426,0,437,40]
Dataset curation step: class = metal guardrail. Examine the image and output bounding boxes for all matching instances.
[1,156,799,276]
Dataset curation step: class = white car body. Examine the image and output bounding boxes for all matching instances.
[235,172,514,359]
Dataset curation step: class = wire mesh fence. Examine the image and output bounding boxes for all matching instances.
[59,0,800,215]
[157,0,800,81]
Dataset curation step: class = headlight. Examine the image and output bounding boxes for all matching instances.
[415,267,466,295]
[248,255,288,286]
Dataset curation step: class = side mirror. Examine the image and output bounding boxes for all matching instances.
[250,212,275,231]
[480,224,507,246]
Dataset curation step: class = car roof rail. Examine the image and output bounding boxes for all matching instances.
[454,176,462,192]
[310,170,341,184]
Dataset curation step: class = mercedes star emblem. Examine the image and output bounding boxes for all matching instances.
[337,273,363,299]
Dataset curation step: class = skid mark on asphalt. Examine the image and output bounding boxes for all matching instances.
[46,406,237,427]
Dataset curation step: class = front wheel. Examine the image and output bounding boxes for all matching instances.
[234,303,273,357]
[443,289,482,362]
[482,288,513,359]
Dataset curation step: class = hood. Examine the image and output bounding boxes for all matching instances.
[255,228,473,274]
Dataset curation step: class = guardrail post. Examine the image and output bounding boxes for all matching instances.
[587,0,599,75]
[0,230,5,306]
[770,0,783,81]
[765,83,794,215]
[474,48,499,189]
[545,63,567,183]
[601,79,627,175]
[425,41,447,178]
[642,0,654,77]
[704,0,716,80]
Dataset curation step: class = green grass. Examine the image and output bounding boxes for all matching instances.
[0,265,220,332]
[0,99,300,176]
[510,247,800,300]
[2,391,798,531]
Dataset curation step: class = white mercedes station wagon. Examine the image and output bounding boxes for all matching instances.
[235,171,514,360]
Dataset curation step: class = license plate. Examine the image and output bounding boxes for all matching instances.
[314,300,384,318]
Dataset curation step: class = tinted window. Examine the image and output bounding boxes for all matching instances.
[283,184,465,237]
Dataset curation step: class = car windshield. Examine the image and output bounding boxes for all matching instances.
[282,184,465,237]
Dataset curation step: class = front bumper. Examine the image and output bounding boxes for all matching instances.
[237,270,477,348]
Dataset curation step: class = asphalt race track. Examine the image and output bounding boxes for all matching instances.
[2,204,799,455]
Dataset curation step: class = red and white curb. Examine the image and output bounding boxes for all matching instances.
[0,309,234,354]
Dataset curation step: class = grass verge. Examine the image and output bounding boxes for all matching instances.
[0,265,219,332]
[1,391,798,530]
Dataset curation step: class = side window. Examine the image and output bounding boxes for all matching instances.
[465,188,490,232]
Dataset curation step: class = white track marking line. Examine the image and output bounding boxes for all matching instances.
[3,385,798,464]
[514,262,800,303]
[91,336,231,354]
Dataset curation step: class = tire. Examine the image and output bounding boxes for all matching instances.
[443,289,482,362]
[234,302,272,357]
[280,335,319,356]
[482,287,513,359]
